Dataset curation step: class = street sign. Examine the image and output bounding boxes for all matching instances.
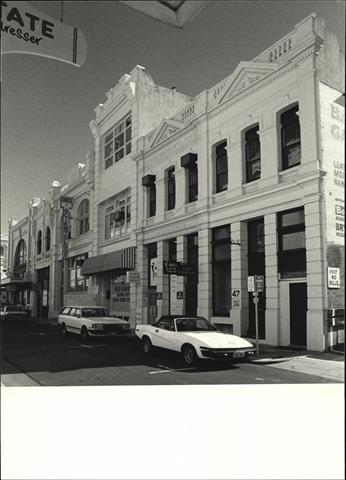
[327,267,340,288]
[177,291,184,299]
[248,276,255,292]
[164,261,195,276]
[255,275,264,293]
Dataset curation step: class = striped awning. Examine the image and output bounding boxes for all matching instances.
[81,247,136,275]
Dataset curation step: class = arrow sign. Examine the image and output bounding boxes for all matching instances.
[1,1,87,66]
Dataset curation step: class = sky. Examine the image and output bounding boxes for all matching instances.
[1,0,345,234]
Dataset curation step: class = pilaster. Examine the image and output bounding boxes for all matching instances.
[230,221,248,336]
[264,213,280,345]
[197,228,212,319]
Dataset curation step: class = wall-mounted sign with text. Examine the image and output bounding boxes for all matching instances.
[327,267,340,289]
[1,2,87,66]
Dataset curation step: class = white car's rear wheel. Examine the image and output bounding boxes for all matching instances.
[142,336,152,354]
[182,345,197,366]
[61,323,67,336]
[80,326,89,342]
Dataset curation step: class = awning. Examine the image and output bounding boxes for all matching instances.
[0,276,33,288]
[81,247,136,276]
[119,1,209,28]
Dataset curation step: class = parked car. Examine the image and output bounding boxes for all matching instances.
[58,306,132,342]
[0,304,30,321]
[135,315,256,365]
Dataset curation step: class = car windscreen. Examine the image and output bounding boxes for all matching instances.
[81,308,111,317]
[175,317,217,332]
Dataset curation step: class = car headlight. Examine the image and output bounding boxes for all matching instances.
[91,323,103,330]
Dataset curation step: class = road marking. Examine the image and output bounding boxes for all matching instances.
[81,344,93,349]
[255,377,264,381]
[149,366,196,375]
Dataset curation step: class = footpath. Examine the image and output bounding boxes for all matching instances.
[253,345,344,382]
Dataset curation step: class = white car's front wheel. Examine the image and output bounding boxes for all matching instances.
[142,336,152,354]
[182,345,197,366]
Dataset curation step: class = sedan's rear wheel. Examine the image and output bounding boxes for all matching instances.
[142,336,152,354]
[61,323,68,336]
[182,345,197,366]
[80,326,89,342]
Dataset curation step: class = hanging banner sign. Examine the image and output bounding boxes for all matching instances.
[1,1,87,66]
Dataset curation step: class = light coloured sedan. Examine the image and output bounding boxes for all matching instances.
[58,306,132,342]
[0,305,30,321]
[136,315,256,365]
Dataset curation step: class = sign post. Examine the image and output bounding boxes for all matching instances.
[248,275,264,355]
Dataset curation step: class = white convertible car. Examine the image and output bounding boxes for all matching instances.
[136,315,256,365]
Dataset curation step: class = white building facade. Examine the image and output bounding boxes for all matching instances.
[133,14,344,351]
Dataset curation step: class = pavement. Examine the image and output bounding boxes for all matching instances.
[1,317,344,385]
[252,345,344,382]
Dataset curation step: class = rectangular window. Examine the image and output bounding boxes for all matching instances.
[215,141,228,193]
[188,163,198,202]
[278,207,306,277]
[212,225,231,316]
[149,183,156,217]
[104,114,132,169]
[245,126,261,182]
[281,105,301,170]
[167,167,175,211]
[104,194,131,240]
[68,253,88,292]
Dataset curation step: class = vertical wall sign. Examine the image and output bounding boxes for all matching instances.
[60,197,73,259]
[1,1,87,66]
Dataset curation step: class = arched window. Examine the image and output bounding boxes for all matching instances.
[45,226,51,252]
[37,230,42,255]
[78,199,90,235]
[13,239,27,279]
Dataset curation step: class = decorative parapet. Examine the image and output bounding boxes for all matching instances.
[254,33,294,64]
[208,78,228,107]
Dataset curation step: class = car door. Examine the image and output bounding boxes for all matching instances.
[151,317,176,351]
[67,307,77,332]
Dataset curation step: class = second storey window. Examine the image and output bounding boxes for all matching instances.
[167,167,176,211]
[104,114,132,169]
[142,175,156,218]
[181,153,198,203]
[45,226,51,252]
[104,194,131,241]
[281,105,301,170]
[245,126,261,182]
[68,253,88,292]
[78,199,90,235]
[215,141,228,193]
[37,231,42,255]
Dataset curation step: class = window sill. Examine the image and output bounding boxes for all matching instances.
[164,210,175,221]
[279,165,299,183]
[101,231,131,247]
[243,180,260,194]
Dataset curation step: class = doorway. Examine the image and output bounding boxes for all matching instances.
[289,282,307,347]
[148,288,157,324]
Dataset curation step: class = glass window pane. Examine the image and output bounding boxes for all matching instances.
[286,144,301,167]
[114,133,124,150]
[217,155,228,174]
[115,149,124,161]
[105,132,113,143]
[215,243,231,261]
[126,117,132,127]
[283,122,300,146]
[282,231,305,250]
[126,143,131,155]
[105,157,113,169]
[125,126,132,142]
[105,143,113,158]
[281,209,304,227]
[213,226,230,242]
